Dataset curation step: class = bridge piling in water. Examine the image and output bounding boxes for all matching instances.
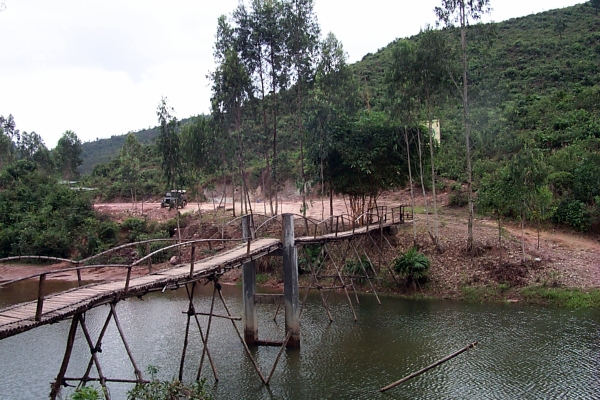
[242,215,258,346]
[282,213,300,348]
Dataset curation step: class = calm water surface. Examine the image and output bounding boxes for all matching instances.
[0,283,598,399]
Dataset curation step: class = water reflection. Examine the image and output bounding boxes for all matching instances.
[0,284,599,399]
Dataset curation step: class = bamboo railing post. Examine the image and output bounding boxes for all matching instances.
[35,273,46,321]
[189,245,196,278]
[124,266,132,293]
[76,262,82,287]
[50,314,79,400]
[146,242,152,272]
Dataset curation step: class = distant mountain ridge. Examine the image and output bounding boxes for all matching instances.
[79,117,193,173]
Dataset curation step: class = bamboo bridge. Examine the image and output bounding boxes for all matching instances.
[0,205,411,399]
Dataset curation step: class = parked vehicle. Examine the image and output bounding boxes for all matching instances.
[161,190,187,208]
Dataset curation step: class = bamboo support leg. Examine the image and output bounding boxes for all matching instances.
[186,284,219,382]
[179,284,194,381]
[351,240,381,305]
[79,315,110,400]
[81,307,114,385]
[216,286,267,384]
[50,314,79,400]
[196,284,217,381]
[325,243,357,321]
[110,303,143,383]
[265,329,293,385]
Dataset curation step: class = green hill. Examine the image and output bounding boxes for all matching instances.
[79,117,193,174]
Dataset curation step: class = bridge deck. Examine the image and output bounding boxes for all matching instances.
[0,238,280,340]
[0,219,404,340]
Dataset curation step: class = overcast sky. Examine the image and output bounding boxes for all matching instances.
[0,0,585,148]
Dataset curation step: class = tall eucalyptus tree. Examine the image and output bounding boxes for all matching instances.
[435,0,492,252]
[284,0,320,215]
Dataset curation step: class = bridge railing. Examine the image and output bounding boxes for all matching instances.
[0,238,243,322]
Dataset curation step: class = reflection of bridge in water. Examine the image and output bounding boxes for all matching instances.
[0,206,411,399]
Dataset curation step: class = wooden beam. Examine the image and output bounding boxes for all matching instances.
[254,294,284,306]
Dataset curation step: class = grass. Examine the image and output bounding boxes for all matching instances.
[520,287,600,308]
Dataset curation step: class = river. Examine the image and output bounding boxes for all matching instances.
[0,282,598,399]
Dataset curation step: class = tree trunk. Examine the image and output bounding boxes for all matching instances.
[427,102,442,252]
[460,2,475,253]
[404,127,417,247]
[416,127,432,240]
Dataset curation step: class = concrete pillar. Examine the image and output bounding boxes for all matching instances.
[282,213,300,347]
[242,215,257,345]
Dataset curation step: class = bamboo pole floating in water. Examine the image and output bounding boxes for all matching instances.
[379,342,478,393]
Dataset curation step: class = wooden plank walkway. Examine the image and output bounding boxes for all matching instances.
[0,238,281,340]
[295,221,398,244]
[0,219,403,341]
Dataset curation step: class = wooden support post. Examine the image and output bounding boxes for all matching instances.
[242,215,258,346]
[35,273,46,321]
[266,329,293,384]
[50,314,79,400]
[282,214,300,348]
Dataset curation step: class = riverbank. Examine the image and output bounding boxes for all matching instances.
[2,189,598,309]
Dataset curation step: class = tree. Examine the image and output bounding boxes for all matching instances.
[54,130,83,180]
[435,0,492,253]
[591,0,600,15]
[0,114,19,166]
[156,97,180,190]
[306,33,358,218]
[118,133,142,208]
[284,0,320,216]
[414,27,452,251]
[210,15,253,216]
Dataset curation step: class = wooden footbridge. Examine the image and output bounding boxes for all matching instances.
[0,206,411,398]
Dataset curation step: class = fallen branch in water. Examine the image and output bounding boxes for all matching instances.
[379,341,478,392]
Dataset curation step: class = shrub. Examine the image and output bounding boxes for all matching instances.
[553,198,591,231]
[127,366,212,400]
[393,247,430,284]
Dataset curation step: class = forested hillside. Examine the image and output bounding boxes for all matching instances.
[79,117,194,173]
[82,1,600,233]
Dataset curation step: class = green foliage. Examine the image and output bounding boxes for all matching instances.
[553,198,591,231]
[393,247,430,283]
[127,366,212,400]
[69,386,101,400]
[344,256,373,283]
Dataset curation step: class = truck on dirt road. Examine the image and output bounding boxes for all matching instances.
[161,190,187,208]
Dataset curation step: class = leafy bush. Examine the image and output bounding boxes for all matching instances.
[553,198,591,231]
[127,366,212,400]
[393,247,430,283]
